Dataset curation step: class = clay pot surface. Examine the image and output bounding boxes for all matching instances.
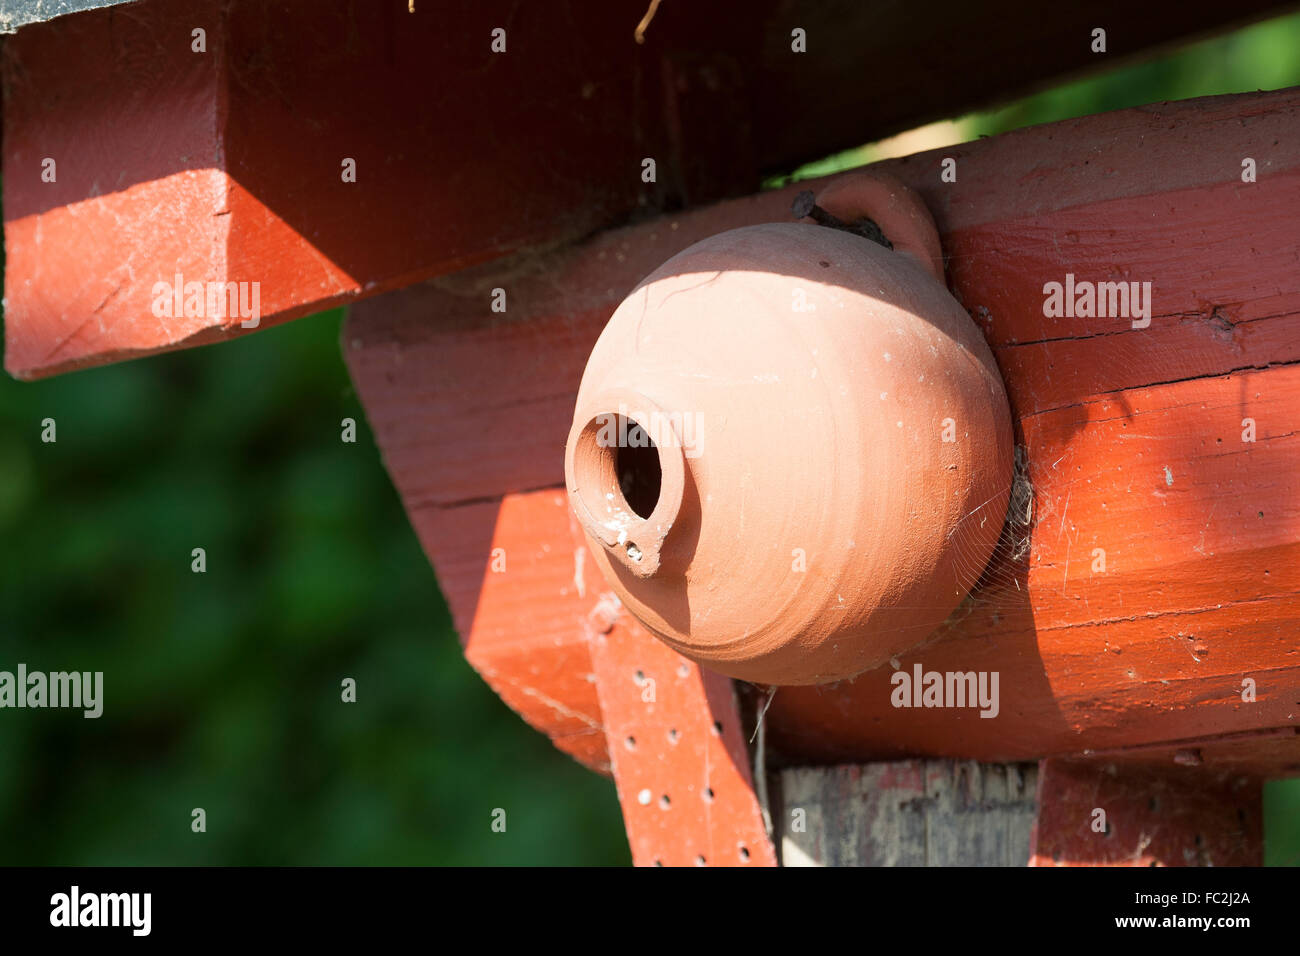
[565,172,1013,685]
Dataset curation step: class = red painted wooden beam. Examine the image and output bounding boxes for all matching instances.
[425,490,612,772]
[344,88,1300,775]
[5,0,1291,378]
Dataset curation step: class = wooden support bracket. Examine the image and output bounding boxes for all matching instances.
[590,617,776,867]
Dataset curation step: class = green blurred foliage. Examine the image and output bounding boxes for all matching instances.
[964,10,1300,137]
[2,11,1298,867]
[0,313,629,865]
[771,10,1300,185]
[1265,781,1300,867]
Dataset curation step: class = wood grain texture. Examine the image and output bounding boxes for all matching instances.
[771,366,1300,764]
[780,761,1038,866]
[7,0,1292,377]
[1029,758,1262,866]
[415,490,610,772]
[2,0,232,378]
[344,88,1300,772]
[0,0,133,32]
[590,623,777,867]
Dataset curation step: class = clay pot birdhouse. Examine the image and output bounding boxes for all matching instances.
[564,171,1014,685]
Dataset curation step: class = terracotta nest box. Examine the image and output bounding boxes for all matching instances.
[565,172,1015,685]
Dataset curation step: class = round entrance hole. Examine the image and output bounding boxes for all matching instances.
[566,397,688,579]
[616,421,661,519]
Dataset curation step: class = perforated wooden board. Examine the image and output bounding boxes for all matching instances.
[588,622,776,867]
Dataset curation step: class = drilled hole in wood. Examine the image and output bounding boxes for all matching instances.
[739,845,750,861]
[624,736,636,751]
[712,720,723,736]
[695,855,707,866]
[667,728,680,744]
[659,794,671,809]
[703,787,715,803]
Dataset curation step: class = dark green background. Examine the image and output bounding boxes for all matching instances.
[1,12,1297,865]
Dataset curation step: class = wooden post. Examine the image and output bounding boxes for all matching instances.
[1030,758,1263,866]
[779,762,1038,866]
[778,757,1265,865]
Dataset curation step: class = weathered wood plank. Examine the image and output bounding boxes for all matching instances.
[3,0,232,377]
[1030,758,1263,866]
[0,0,132,33]
[344,89,1300,770]
[782,758,1264,866]
[780,762,1038,866]
[770,364,1300,763]
[1082,726,1300,777]
[8,1,1294,377]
